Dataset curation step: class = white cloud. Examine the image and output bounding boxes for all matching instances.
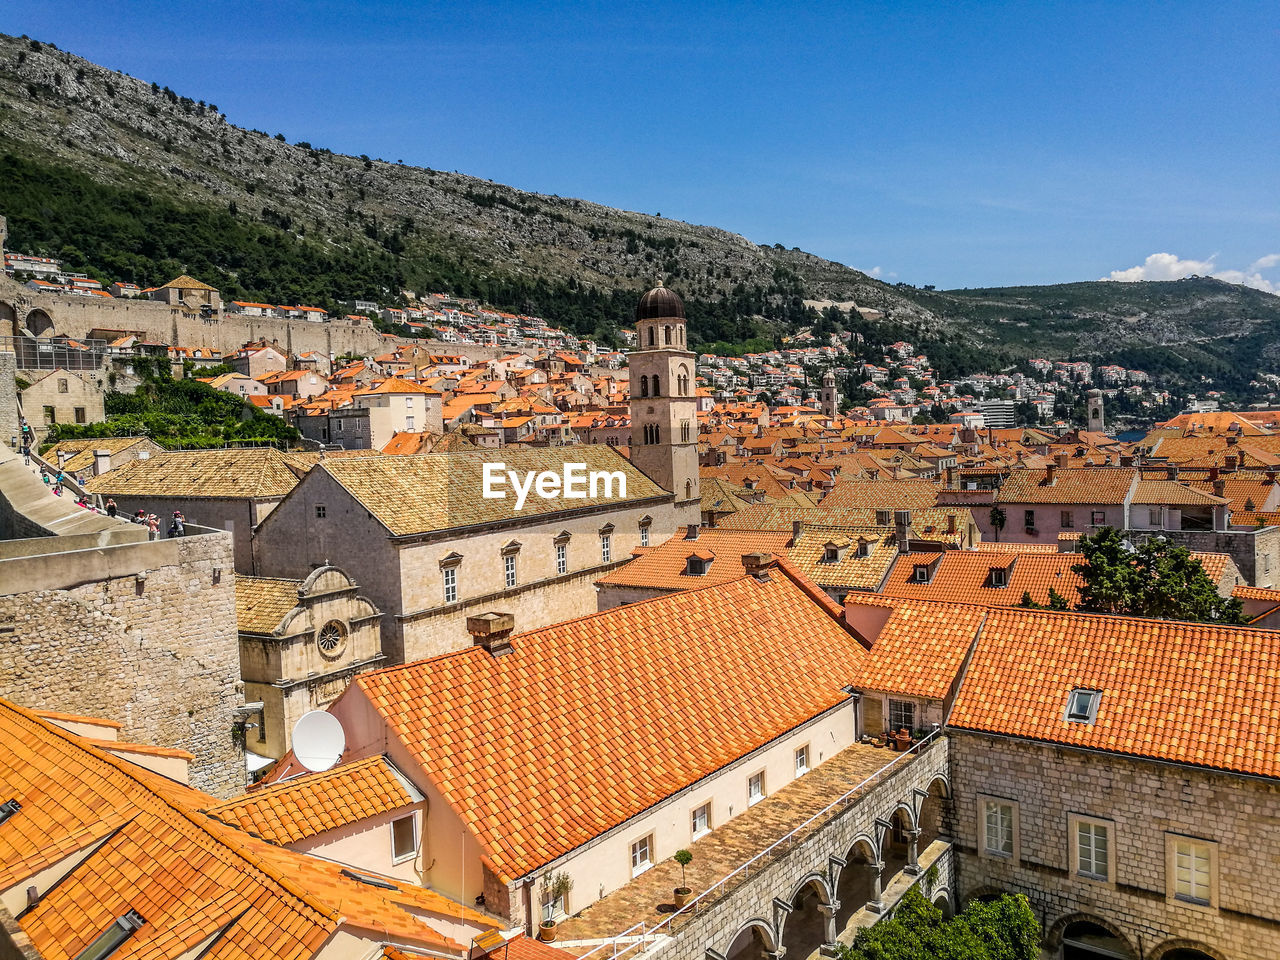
[1102,252,1215,283]
[864,266,883,278]
[1102,251,1279,294]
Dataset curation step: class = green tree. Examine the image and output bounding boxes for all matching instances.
[989,506,1006,543]
[838,889,1039,960]
[1072,527,1244,623]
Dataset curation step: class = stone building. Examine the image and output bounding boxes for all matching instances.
[0,444,243,796]
[235,566,385,763]
[628,283,701,527]
[251,444,682,663]
[947,607,1280,960]
[149,273,223,312]
[19,366,106,442]
[85,447,318,572]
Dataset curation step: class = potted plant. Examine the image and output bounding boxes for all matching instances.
[538,872,574,942]
[893,727,914,751]
[673,849,694,908]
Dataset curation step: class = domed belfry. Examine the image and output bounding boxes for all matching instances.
[629,282,700,522]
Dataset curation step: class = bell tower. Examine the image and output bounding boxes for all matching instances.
[629,282,700,524]
[820,368,839,419]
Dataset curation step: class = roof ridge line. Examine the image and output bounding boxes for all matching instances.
[1,699,340,927]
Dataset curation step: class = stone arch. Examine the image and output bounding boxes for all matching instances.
[779,876,834,960]
[0,300,18,337]
[835,834,880,929]
[24,308,54,337]
[721,918,779,960]
[1148,941,1228,960]
[879,805,916,880]
[1047,912,1136,958]
[915,775,951,851]
[931,889,954,919]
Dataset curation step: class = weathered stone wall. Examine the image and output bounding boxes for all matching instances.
[638,738,952,960]
[0,350,17,454]
[0,530,243,797]
[1129,526,1280,590]
[950,730,1280,960]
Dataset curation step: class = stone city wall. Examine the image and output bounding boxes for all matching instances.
[0,529,243,797]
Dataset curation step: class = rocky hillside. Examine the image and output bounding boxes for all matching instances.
[0,32,938,346]
[1,31,1277,387]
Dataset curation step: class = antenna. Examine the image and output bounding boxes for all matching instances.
[292,711,345,772]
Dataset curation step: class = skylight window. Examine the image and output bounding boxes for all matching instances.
[75,909,145,960]
[1065,688,1101,724]
[0,799,20,825]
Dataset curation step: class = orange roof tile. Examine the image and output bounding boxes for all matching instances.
[204,756,418,845]
[595,527,792,590]
[997,467,1137,505]
[347,563,867,880]
[846,596,987,700]
[948,607,1280,780]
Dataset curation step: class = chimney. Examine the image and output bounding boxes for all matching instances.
[792,519,803,542]
[1119,454,1134,467]
[466,612,515,656]
[895,510,912,553]
[947,513,956,535]
[742,553,773,582]
[1167,465,1179,480]
[57,450,70,469]
[1055,452,1069,469]
[1225,454,1239,472]
[685,523,700,541]
[1208,466,1220,482]
[92,449,111,476]
[1226,434,1239,446]
[1267,466,1279,484]
[1211,478,1226,498]
[1045,463,1057,485]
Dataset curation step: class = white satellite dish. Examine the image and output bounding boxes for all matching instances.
[292,710,346,772]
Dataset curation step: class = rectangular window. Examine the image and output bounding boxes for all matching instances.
[504,554,517,588]
[984,800,1014,857]
[405,415,415,431]
[391,815,417,863]
[43,405,55,425]
[74,406,87,424]
[692,802,710,838]
[601,534,612,563]
[315,504,326,519]
[335,419,344,433]
[889,699,915,733]
[1149,506,1162,525]
[1172,838,1213,905]
[1075,818,1110,881]
[1091,510,1106,526]
[443,567,458,604]
[640,525,650,547]
[748,771,765,805]
[57,378,68,393]
[794,745,810,777]
[1024,509,1035,529]
[542,887,567,922]
[556,542,568,575]
[631,835,653,876]
[1060,510,1074,529]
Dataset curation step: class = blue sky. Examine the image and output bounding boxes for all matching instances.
[5,0,1278,290]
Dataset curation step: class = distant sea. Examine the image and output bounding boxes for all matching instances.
[1117,430,1145,442]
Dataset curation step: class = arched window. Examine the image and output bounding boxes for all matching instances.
[652,375,661,396]
[681,420,691,443]
[685,479,693,499]
[640,376,648,398]
[664,325,672,345]
[647,326,655,346]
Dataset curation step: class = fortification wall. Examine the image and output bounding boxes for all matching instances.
[0,529,243,797]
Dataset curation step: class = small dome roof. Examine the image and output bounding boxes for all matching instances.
[635,282,685,322]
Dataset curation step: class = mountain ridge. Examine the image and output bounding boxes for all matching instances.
[1,31,1277,390]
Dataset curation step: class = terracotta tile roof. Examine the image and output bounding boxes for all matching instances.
[997,467,1137,505]
[316,446,667,537]
[348,563,867,880]
[846,596,987,700]
[85,448,316,500]
[355,376,443,396]
[820,479,940,510]
[787,527,898,590]
[235,575,303,634]
[1131,480,1228,506]
[948,607,1280,780]
[159,274,217,291]
[595,527,791,590]
[39,437,157,473]
[0,698,472,959]
[1233,585,1280,602]
[204,756,419,845]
